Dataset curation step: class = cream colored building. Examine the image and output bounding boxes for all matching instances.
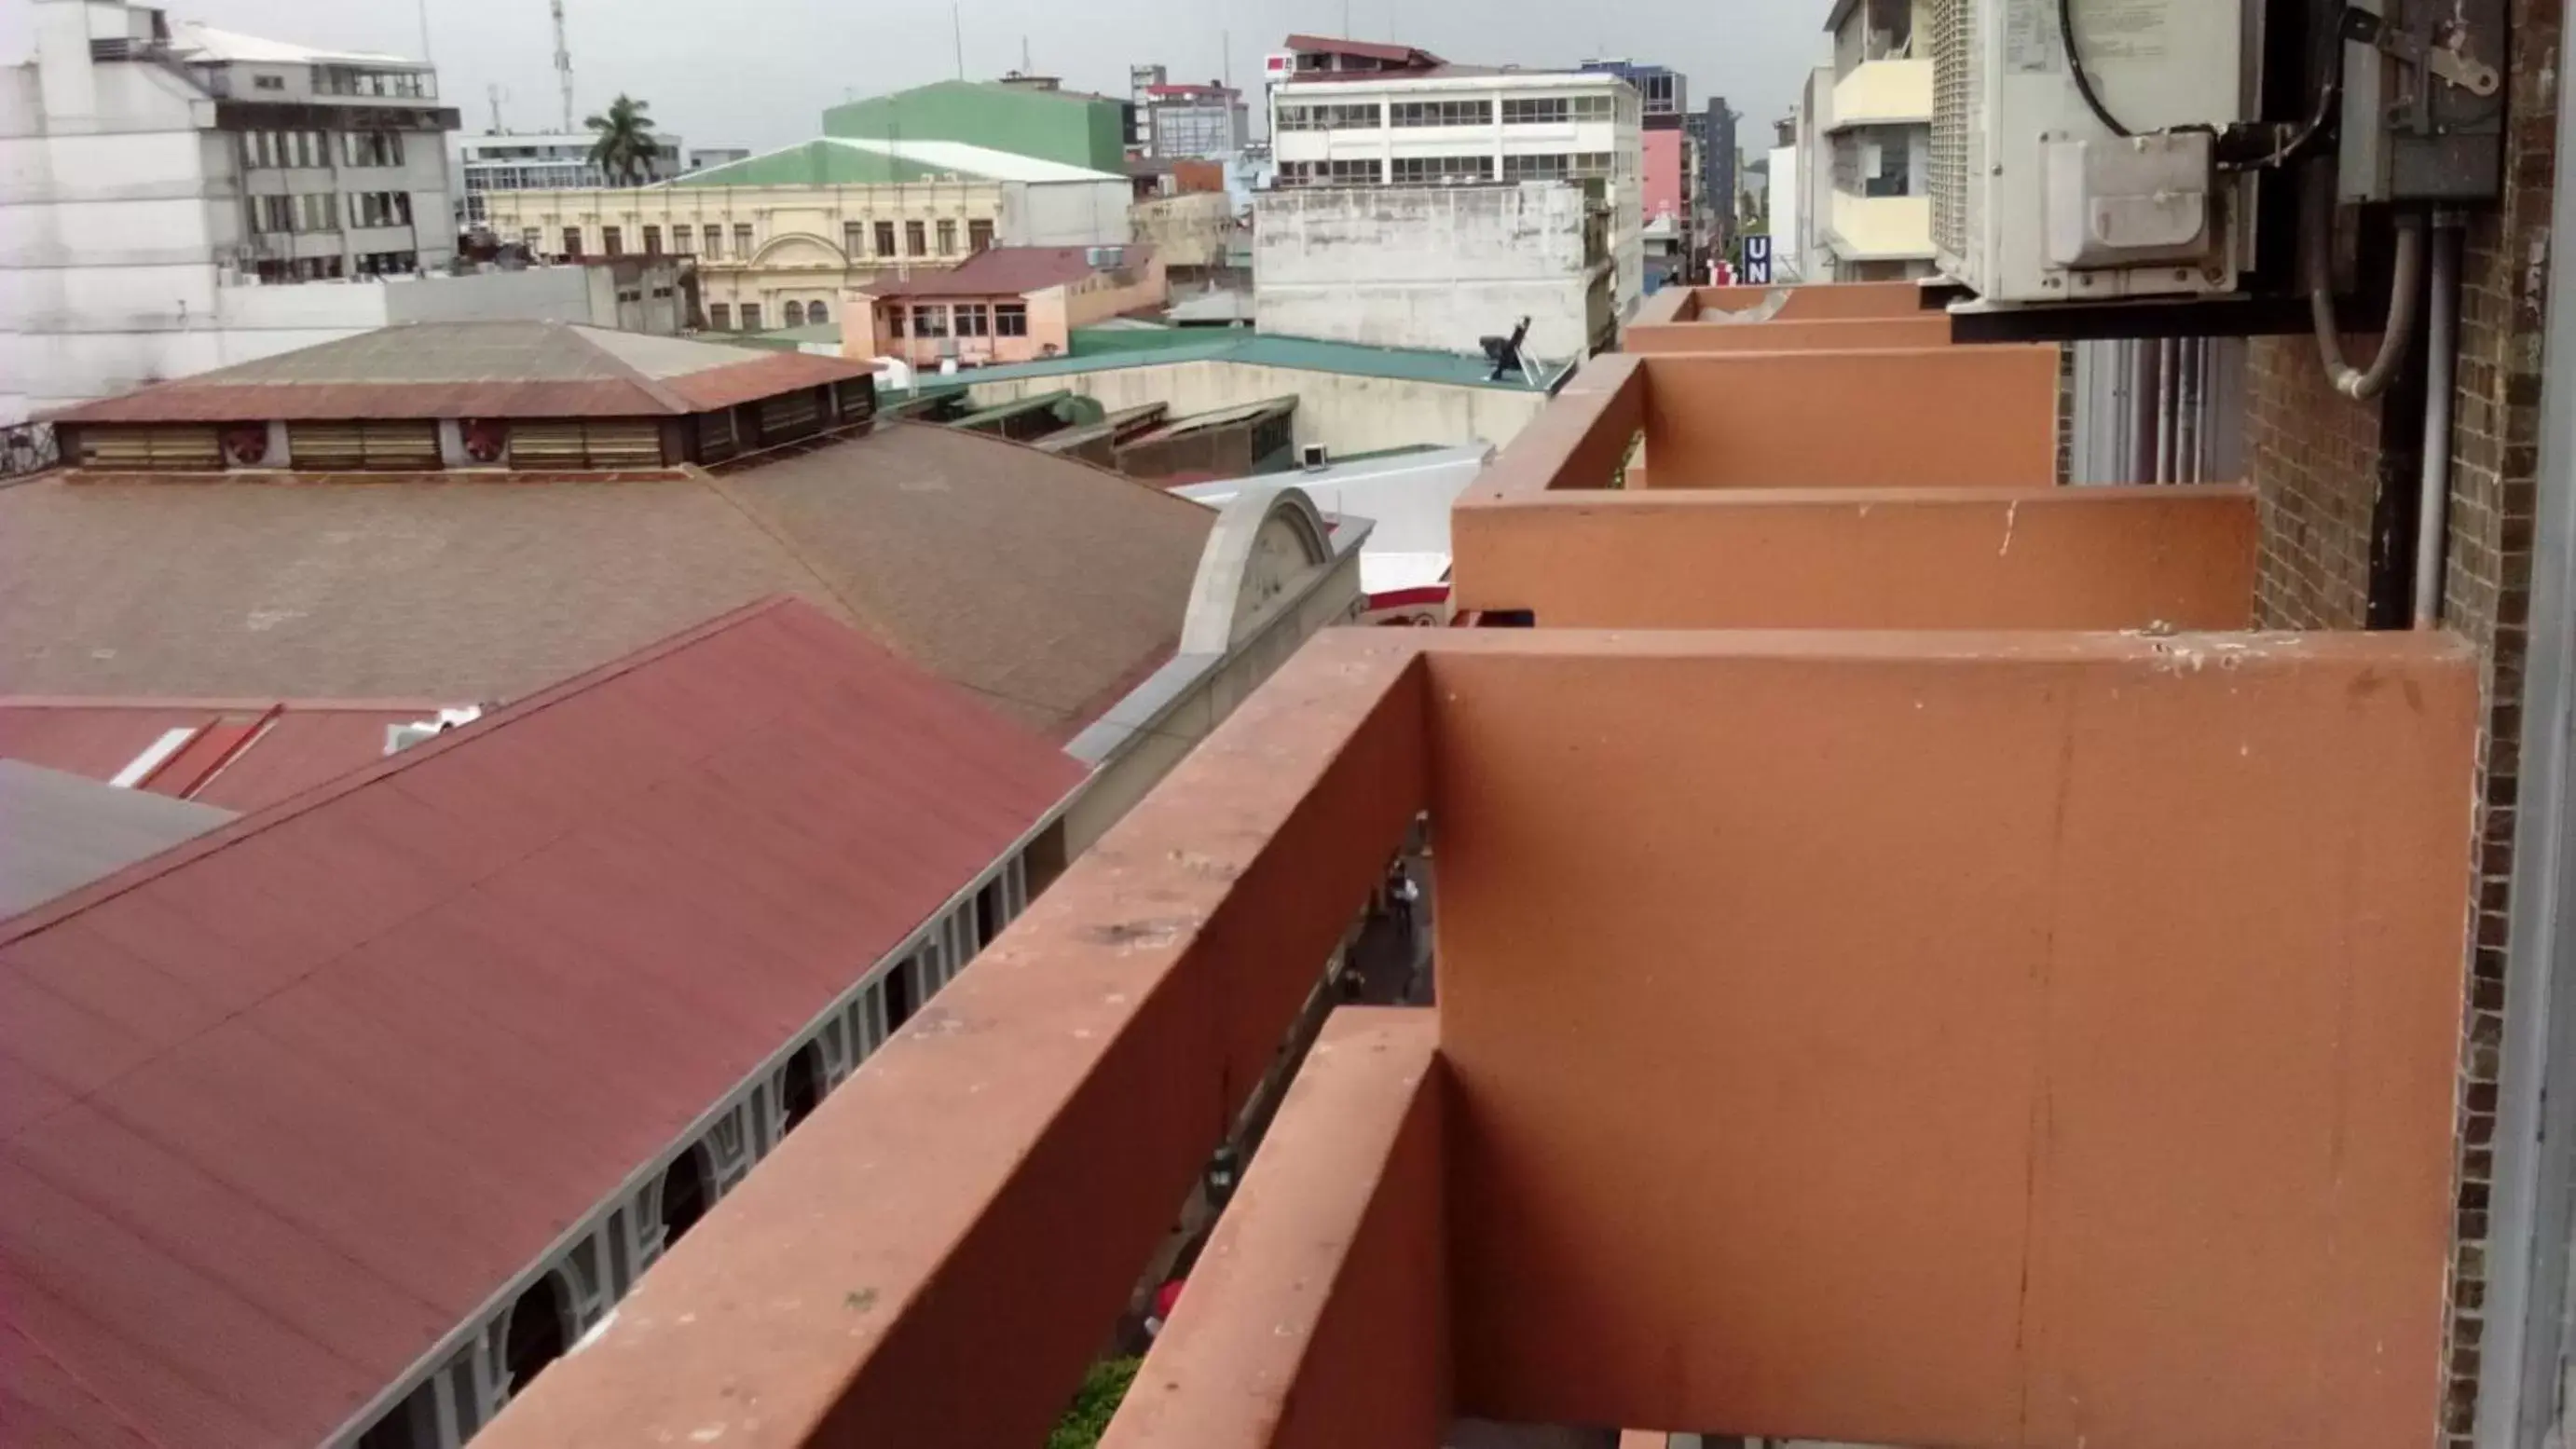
[483,135,1130,334]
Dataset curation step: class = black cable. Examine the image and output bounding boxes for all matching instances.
[2059,0,2136,139]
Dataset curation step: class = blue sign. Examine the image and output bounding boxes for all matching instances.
[1741,234,1774,284]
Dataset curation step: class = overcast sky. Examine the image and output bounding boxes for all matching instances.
[6,0,1829,155]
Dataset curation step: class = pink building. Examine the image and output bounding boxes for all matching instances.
[1642,128,1685,223]
[841,245,1167,369]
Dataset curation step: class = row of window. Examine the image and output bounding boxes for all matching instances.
[1277,158,1386,185]
[1391,155,1495,183]
[1276,151,1619,189]
[1275,92,1617,131]
[349,191,416,228]
[250,250,418,282]
[249,192,338,233]
[704,299,834,331]
[312,65,432,98]
[1502,152,1618,181]
[544,216,998,263]
[887,301,1031,339]
[238,128,409,171]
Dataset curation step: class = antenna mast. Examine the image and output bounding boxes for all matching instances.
[550,0,574,131]
[486,82,504,131]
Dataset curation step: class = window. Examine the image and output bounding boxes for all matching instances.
[1279,158,1383,185]
[253,73,283,90]
[521,226,541,250]
[1391,155,1494,183]
[740,302,763,331]
[1501,96,1571,124]
[251,195,294,233]
[733,224,754,257]
[954,303,989,336]
[562,226,582,255]
[887,307,906,337]
[973,880,1004,950]
[785,300,806,327]
[642,225,662,255]
[1276,101,1380,130]
[1570,93,1615,120]
[1502,153,1571,181]
[294,192,336,230]
[936,219,956,254]
[806,299,828,325]
[966,218,994,252]
[843,222,865,259]
[874,220,897,255]
[343,130,404,167]
[904,220,926,255]
[708,302,732,329]
[672,226,693,255]
[884,959,919,1032]
[1390,98,1493,127]
[911,305,949,337]
[600,226,623,255]
[994,302,1027,336]
[349,191,412,227]
[702,225,723,258]
[1569,152,1614,178]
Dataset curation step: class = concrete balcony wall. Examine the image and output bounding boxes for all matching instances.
[1090,631,2477,1449]
[1624,312,1953,353]
[1509,351,2060,492]
[1451,485,2259,629]
[1829,58,1934,129]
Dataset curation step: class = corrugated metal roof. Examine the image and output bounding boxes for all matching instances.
[929,333,1569,392]
[0,598,1085,1449]
[43,322,870,424]
[0,702,455,813]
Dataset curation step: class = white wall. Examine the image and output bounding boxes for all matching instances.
[1001,178,1132,247]
[952,357,1548,457]
[1254,183,1605,359]
[1766,144,1802,280]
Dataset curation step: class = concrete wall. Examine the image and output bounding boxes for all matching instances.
[1003,178,1134,248]
[1254,184,1607,361]
[1430,632,2478,1448]
[1131,191,1236,269]
[1623,313,1950,354]
[1450,485,2259,630]
[957,359,1550,458]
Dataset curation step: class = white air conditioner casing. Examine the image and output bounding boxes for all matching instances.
[1932,0,2264,305]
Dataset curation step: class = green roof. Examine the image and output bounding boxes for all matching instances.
[670,139,942,188]
[824,80,1128,172]
[935,333,1570,392]
[1066,325,1223,358]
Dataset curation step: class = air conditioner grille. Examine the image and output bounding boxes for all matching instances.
[1930,0,1972,256]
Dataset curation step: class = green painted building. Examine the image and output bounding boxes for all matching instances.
[824,80,1129,173]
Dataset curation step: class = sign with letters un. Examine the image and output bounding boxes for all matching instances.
[1740,234,1774,284]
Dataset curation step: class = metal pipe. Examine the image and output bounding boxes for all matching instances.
[2175,336,2199,485]
[2152,337,2176,483]
[2309,163,2429,402]
[2413,216,2462,628]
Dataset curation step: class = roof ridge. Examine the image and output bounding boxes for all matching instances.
[0,596,805,947]
[562,322,700,412]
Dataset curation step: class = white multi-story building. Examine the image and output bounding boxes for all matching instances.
[0,0,485,420]
[1264,35,1644,316]
[457,131,685,228]
[1817,0,1935,280]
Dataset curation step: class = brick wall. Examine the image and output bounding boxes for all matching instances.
[2241,1,2560,1441]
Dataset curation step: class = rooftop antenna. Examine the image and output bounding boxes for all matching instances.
[1021,35,1032,73]
[550,0,574,132]
[415,0,434,65]
[952,1,965,80]
[486,82,505,131]
[1222,28,1230,87]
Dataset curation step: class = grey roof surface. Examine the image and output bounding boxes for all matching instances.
[170,321,766,387]
[0,425,1215,737]
[0,761,234,919]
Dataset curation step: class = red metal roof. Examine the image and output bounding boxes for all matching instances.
[0,598,1086,1447]
[1145,81,1239,97]
[858,244,1156,300]
[0,700,447,813]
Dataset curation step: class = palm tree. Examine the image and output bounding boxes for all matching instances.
[584,95,661,185]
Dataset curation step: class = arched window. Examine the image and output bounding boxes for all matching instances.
[784,300,806,327]
[501,1274,570,1400]
[779,1043,825,1136]
[657,1143,714,1250]
[806,299,829,325]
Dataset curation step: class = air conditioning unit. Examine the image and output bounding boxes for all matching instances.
[1931,0,2263,307]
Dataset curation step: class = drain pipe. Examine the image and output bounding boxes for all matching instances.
[2413,212,2465,628]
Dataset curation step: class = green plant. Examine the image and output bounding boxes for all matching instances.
[1046,1355,1143,1449]
[583,94,661,185]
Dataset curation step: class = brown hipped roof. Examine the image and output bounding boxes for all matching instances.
[860,244,1157,300]
[0,424,1216,737]
[0,597,1086,1448]
[41,320,871,423]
